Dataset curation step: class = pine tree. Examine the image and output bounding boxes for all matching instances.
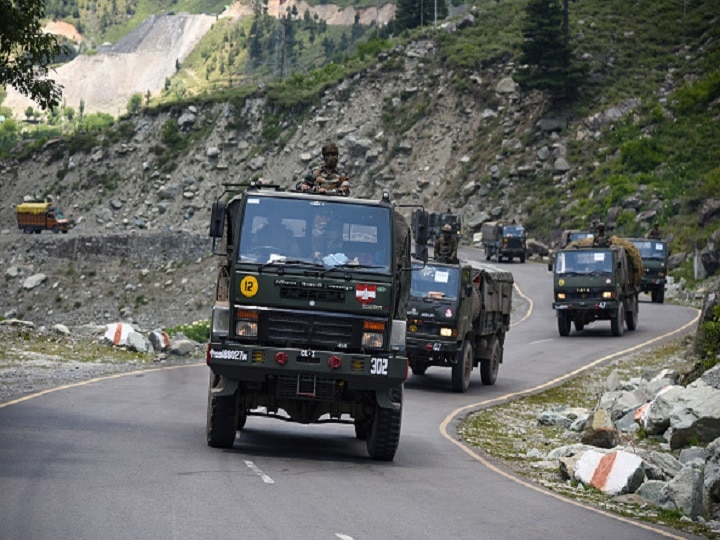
[515,0,585,102]
[394,0,448,32]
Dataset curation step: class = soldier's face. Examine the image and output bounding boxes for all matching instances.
[323,151,338,168]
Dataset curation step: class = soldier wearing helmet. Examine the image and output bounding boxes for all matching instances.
[434,223,458,263]
[593,222,610,247]
[296,143,350,196]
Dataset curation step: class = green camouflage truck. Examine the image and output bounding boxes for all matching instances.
[206,184,411,461]
[405,261,513,392]
[549,239,642,337]
[628,238,668,303]
[481,221,527,263]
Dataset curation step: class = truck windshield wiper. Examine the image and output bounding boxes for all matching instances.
[258,259,325,271]
[319,263,386,277]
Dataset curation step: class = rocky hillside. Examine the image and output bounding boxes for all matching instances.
[1,3,718,331]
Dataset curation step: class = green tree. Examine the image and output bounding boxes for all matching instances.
[127,92,143,114]
[394,0,448,32]
[25,106,35,120]
[515,0,585,102]
[0,0,67,109]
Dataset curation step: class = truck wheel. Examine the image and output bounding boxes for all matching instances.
[366,386,403,461]
[471,287,481,320]
[480,337,501,385]
[557,312,571,337]
[206,372,239,449]
[519,254,526,263]
[451,340,473,393]
[626,298,638,331]
[650,289,658,303]
[657,287,665,304]
[23,227,31,234]
[485,249,491,261]
[51,226,59,234]
[611,304,625,337]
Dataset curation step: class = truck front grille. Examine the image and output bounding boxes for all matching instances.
[276,375,338,401]
[263,312,357,351]
[279,285,345,302]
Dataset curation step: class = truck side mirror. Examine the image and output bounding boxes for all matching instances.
[209,202,226,238]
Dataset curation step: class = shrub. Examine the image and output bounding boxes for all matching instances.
[166,320,210,343]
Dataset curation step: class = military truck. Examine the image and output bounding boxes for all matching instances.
[16,202,70,234]
[481,221,527,263]
[206,184,411,461]
[628,238,668,303]
[549,239,642,336]
[405,261,513,392]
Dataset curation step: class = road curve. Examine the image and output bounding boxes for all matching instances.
[0,247,702,540]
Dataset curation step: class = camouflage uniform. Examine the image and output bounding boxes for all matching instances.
[296,143,350,197]
[593,224,610,247]
[434,225,458,263]
[646,224,662,239]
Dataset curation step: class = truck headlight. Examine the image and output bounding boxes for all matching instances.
[211,303,230,339]
[235,309,258,338]
[362,332,384,349]
[440,327,454,337]
[601,291,615,299]
[556,292,566,300]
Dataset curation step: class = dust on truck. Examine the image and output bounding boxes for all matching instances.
[206,185,411,461]
[549,238,643,336]
[16,202,70,234]
[405,261,513,392]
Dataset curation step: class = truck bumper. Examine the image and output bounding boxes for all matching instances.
[406,336,458,361]
[552,300,621,321]
[207,342,408,390]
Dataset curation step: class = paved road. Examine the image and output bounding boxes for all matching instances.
[0,248,701,539]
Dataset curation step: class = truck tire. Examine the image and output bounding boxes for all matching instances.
[519,253,526,263]
[611,304,625,337]
[52,226,59,234]
[206,373,239,449]
[626,298,639,331]
[651,289,658,303]
[451,340,473,393]
[657,287,665,304]
[366,386,403,461]
[557,312,571,337]
[480,337,501,385]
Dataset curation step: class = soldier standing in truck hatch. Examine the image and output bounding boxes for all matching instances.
[593,223,610,247]
[296,143,350,196]
[434,224,458,263]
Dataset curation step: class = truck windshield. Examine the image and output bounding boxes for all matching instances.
[410,263,459,300]
[503,225,524,237]
[631,240,666,260]
[556,250,612,276]
[238,196,392,273]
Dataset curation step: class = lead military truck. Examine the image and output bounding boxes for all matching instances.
[206,184,411,461]
[549,238,642,336]
[405,261,513,392]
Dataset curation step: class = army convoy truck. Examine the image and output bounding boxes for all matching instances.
[16,202,70,234]
[481,220,527,263]
[405,261,513,392]
[549,239,642,336]
[628,238,668,303]
[206,184,411,461]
